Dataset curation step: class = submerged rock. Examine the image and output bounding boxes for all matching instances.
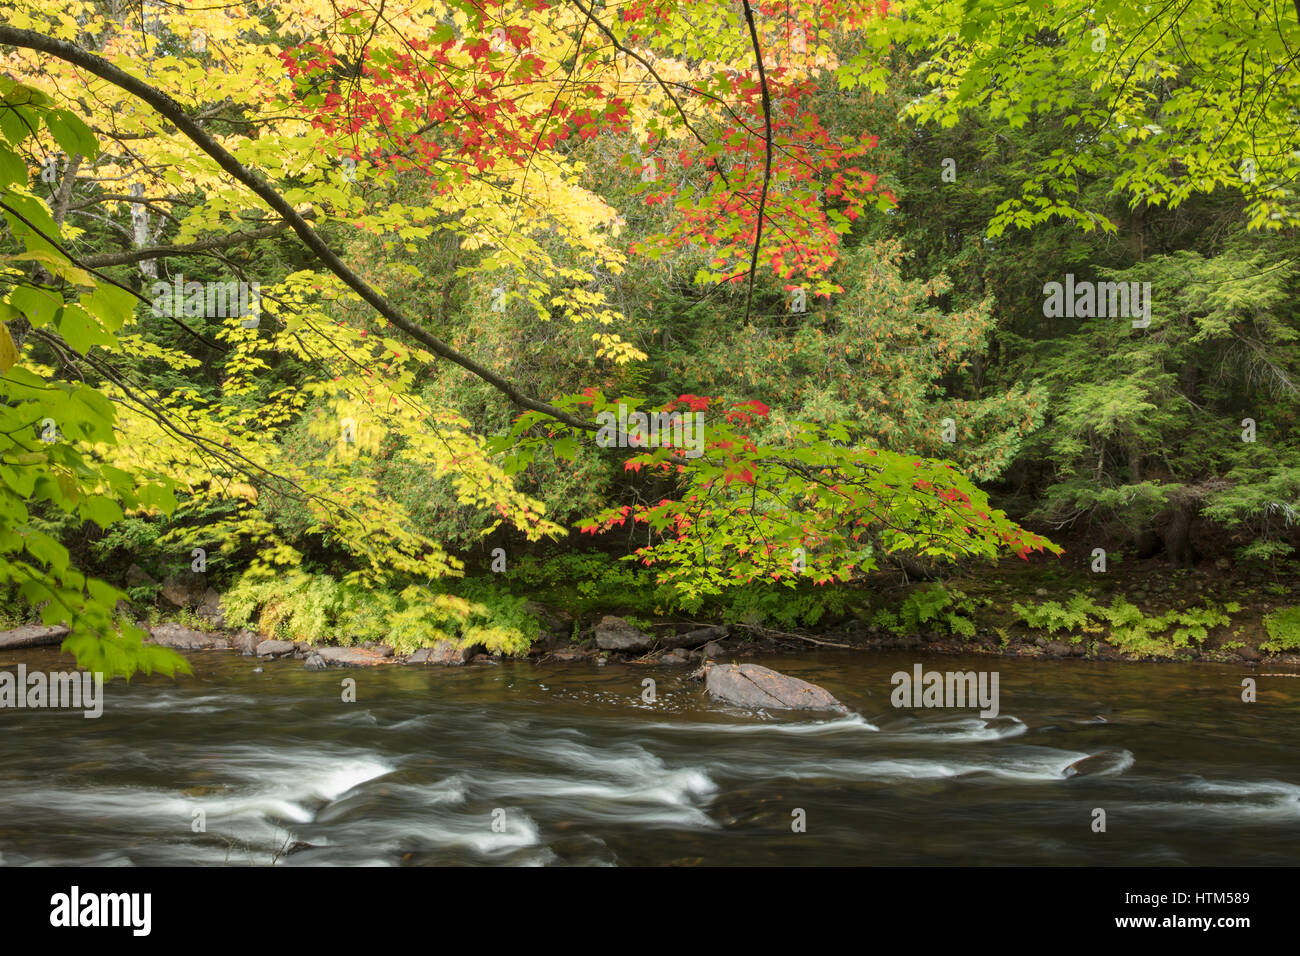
[704,663,848,714]
[1062,750,1128,778]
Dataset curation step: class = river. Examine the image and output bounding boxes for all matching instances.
[1,649,1296,865]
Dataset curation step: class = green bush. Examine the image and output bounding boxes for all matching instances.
[1013,592,1241,657]
[221,568,539,654]
[873,584,976,638]
[1262,606,1300,653]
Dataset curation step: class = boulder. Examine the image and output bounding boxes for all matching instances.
[1063,751,1128,778]
[125,564,156,589]
[160,571,207,609]
[148,623,229,650]
[0,624,69,650]
[313,645,392,667]
[426,642,478,665]
[196,588,225,628]
[230,629,260,656]
[659,647,696,665]
[663,625,728,649]
[594,616,653,652]
[523,601,573,633]
[700,640,726,660]
[303,653,328,671]
[704,663,848,714]
[255,639,296,658]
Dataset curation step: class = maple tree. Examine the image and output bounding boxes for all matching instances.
[0,0,1058,676]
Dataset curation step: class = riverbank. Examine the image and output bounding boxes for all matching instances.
[3,553,1296,671]
[4,608,1299,672]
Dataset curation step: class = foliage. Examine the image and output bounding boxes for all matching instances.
[221,567,538,655]
[1261,606,1300,654]
[896,0,1300,233]
[1013,592,1242,657]
[0,78,187,678]
[873,583,977,638]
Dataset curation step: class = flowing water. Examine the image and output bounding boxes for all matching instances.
[1,648,1297,865]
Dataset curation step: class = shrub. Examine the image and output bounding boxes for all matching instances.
[1262,606,1300,653]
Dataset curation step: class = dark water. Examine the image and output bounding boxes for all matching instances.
[1,649,1297,865]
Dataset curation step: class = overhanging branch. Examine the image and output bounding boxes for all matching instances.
[0,24,597,433]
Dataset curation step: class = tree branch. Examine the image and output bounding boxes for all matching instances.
[0,24,597,433]
[740,0,773,326]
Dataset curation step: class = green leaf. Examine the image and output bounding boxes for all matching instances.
[43,109,99,160]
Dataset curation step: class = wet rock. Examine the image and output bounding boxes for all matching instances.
[550,649,591,662]
[704,662,848,714]
[230,629,260,656]
[1063,750,1127,778]
[700,640,726,660]
[313,645,393,667]
[255,639,296,658]
[304,653,328,671]
[1238,645,1261,661]
[594,615,653,652]
[159,571,207,609]
[408,640,479,666]
[664,625,728,649]
[0,624,69,650]
[659,647,696,665]
[149,623,229,650]
[1044,641,1071,658]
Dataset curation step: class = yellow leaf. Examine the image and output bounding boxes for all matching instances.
[0,322,18,372]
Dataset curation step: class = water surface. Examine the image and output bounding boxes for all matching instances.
[1,649,1295,865]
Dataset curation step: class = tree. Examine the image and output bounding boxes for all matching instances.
[1,0,1053,675]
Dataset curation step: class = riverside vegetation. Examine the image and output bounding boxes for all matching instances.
[0,0,1297,677]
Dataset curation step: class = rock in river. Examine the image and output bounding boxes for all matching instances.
[149,623,229,650]
[0,624,69,650]
[594,615,653,652]
[313,645,393,667]
[704,662,848,714]
[255,639,296,658]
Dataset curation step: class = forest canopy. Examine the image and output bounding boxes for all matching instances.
[1,0,1296,675]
